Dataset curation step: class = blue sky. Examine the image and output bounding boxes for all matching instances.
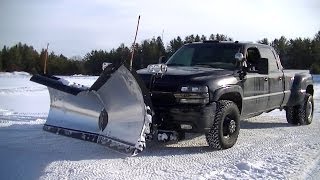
[1,0,319,58]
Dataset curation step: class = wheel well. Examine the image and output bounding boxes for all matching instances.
[306,85,314,96]
[218,93,242,113]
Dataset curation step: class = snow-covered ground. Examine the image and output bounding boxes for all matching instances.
[0,72,319,180]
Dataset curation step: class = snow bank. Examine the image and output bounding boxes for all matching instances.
[0,86,47,95]
[0,71,31,77]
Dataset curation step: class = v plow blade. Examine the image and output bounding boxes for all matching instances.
[30,64,152,156]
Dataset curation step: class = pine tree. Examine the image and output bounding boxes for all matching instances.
[258,38,269,45]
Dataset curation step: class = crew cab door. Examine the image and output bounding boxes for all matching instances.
[241,47,269,116]
[258,47,285,109]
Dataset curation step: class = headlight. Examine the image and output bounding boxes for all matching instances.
[180,86,208,93]
[174,86,209,104]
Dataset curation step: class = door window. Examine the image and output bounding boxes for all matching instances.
[246,47,261,71]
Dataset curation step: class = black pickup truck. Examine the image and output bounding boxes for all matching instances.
[137,41,314,150]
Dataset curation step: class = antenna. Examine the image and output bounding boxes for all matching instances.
[161,29,164,42]
[43,43,49,74]
[129,15,141,70]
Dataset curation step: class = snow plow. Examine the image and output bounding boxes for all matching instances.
[30,63,153,156]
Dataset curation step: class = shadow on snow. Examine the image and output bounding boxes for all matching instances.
[240,119,292,129]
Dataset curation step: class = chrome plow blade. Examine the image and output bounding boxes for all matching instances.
[30,65,152,156]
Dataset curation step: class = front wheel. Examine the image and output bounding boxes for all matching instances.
[205,100,240,150]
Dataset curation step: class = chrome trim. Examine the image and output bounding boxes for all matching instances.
[243,91,284,100]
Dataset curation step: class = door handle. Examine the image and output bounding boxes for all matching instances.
[279,77,282,80]
[264,77,268,81]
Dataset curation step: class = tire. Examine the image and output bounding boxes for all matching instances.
[285,106,299,125]
[285,93,314,125]
[298,93,314,125]
[205,100,240,150]
[177,131,185,140]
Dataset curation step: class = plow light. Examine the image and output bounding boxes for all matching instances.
[147,64,168,74]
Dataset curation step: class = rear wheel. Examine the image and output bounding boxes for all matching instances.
[285,93,313,125]
[205,100,240,150]
[285,106,299,125]
[298,94,314,125]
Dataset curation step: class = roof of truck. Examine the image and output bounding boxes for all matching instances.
[189,40,271,48]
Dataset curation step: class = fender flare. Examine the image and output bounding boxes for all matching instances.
[211,85,243,112]
[287,74,314,106]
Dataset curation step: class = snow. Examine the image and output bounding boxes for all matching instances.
[57,78,89,89]
[0,72,320,180]
[0,71,31,77]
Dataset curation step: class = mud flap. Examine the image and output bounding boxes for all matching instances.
[30,65,152,156]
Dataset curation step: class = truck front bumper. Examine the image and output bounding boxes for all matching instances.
[154,102,216,134]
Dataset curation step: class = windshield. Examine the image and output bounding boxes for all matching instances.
[166,43,241,69]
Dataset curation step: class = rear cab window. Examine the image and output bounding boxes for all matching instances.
[258,46,280,73]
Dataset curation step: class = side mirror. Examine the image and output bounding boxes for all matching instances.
[235,52,248,69]
[234,53,247,80]
[257,58,268,74]
[158,56,167,64]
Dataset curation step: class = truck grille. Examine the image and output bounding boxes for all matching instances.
[151,91,176,106]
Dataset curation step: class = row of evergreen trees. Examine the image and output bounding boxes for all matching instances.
[0,32,319,75]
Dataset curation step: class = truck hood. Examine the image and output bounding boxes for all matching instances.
[137,66,235,92]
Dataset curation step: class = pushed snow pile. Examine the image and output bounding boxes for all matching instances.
[58,78,89,90]
[0,71,31,77]
[57,76,98,87]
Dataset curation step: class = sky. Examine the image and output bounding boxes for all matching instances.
[0,0,319,58]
